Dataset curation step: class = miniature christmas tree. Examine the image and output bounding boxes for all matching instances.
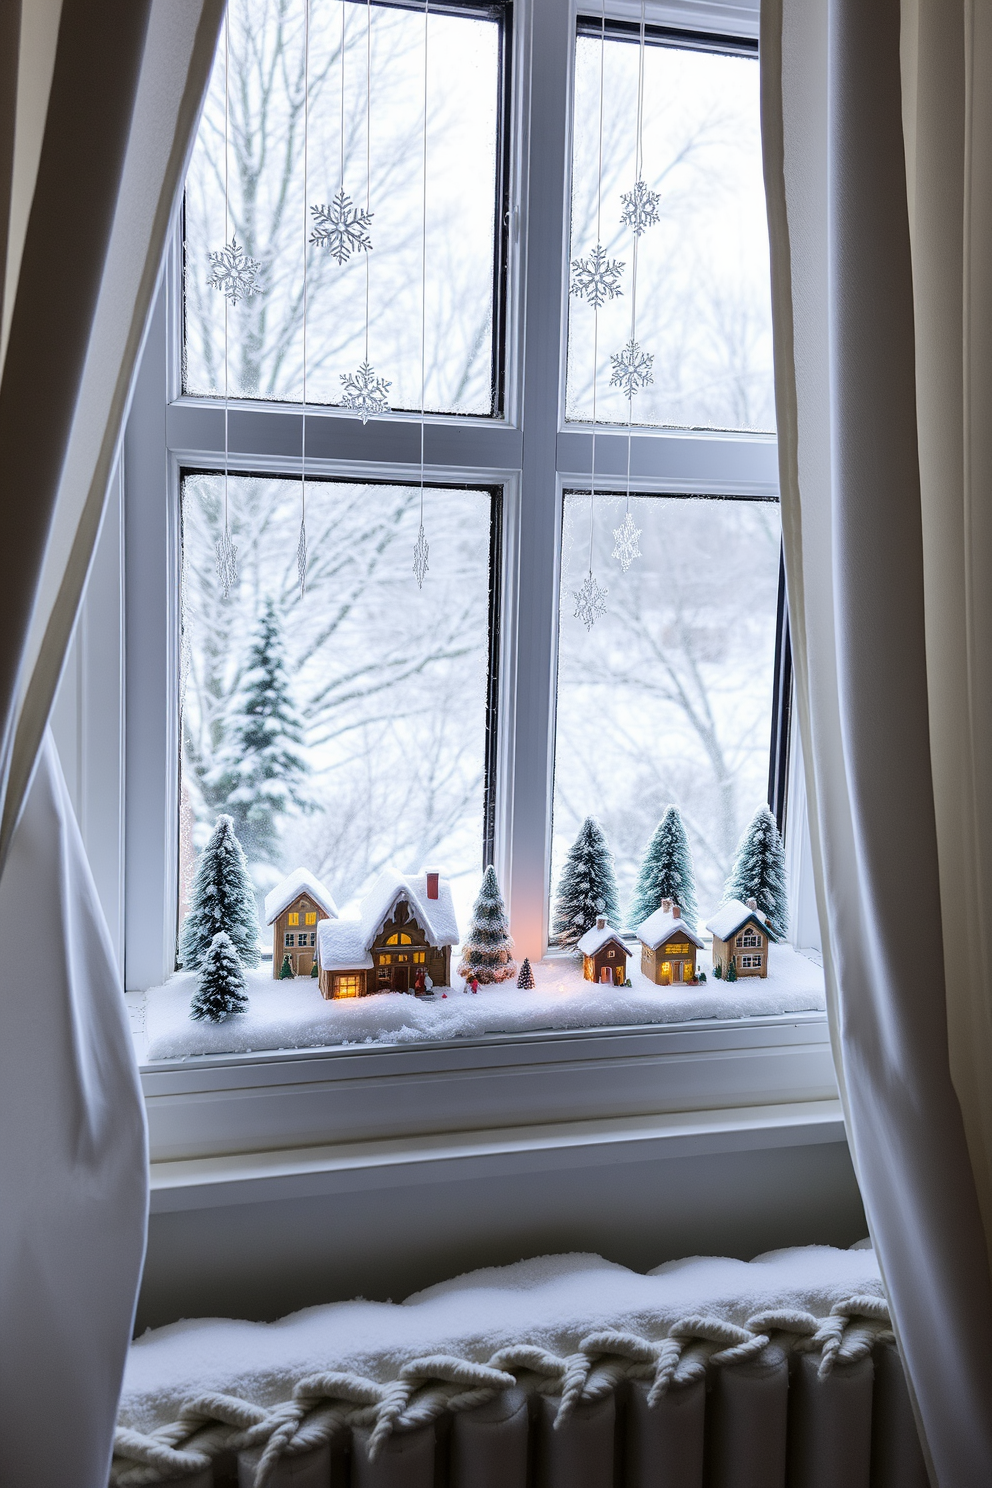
[627,806,698,931]
[190,932,249,1023]
[310,957,319,978]
[551,817,620,949]
[723,806,789,940]
[279,955,294,979]
[178,816,260,969]
[726,956,738,983]
[457,865,518,984]
[517,956,535,989]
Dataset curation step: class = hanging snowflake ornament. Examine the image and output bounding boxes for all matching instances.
[620,179,661,237]
[309,190,374,265]
[612,511,642,571]
[570,244,625,307]
[207,236,264,305]
[413,524,430,588]
[215,526,239,598]
[610,338,654,398]
[296,518,308,597]
[573,572,609,631]
[340,362,391,423]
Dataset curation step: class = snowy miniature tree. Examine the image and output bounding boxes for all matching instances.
[726,956,738,983]
[723,805,789,940]
[551,816,620,949]
[457,865,517,983]
[279,954,294,979]
[517,956,535,990]
[178,816,260,969]
[627,806,698,931]
[190,932,249,1023]
[208,600,311,863]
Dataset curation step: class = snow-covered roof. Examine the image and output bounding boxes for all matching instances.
[357,868,459,949]
[316,918,374,972]
[576,922,627,956]
[706,899,772,943]
[637,905,704,951]
[264,869,338,926]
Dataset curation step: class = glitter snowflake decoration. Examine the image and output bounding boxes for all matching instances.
[309,190,374,265]
[207,236,263,305]
[610,339,654,398]
[573,572,609,631]
[570,244,625,307]
[612,511,642,572]
[413,524,430,588]
[215,527,238,598]
[620,179,661,237]
[296,518,308,598]
[340,362,391,423]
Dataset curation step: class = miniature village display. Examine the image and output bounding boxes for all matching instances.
[577,916,629,985]
[316,868,458,999]
[264,868,338,979]
[457,865,516,984]
[706,897,775,979]
[637,899,704,985]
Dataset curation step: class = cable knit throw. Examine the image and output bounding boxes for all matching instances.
[112,1245,890,1486]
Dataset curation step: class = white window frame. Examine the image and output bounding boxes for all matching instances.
[54,0,835,1178]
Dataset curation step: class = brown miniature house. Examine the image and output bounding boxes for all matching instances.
[577,916,628,985]
[264,870,338,978]
[706,897,774,978]
[317,868,458,999]
[637,900,704,985]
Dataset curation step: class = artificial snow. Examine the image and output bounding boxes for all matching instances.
[706,898,768,943]
[576,920,627,956]
[263,868,338,925]
[636,904,704,950]
[118,1244,879,1436]
[141,945,825,1062]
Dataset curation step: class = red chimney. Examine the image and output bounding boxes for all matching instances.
[426,871,439,900]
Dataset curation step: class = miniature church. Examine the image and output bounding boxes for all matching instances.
[706,897,774,978]
[637,899,703,985]
[264,869,338,978]
[577,916,628,985]
[317,868,458,999]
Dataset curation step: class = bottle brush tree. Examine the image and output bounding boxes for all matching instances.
[516,956,535,990]
[551,816,620,949]
[190,931,249,1023]
[458,865,517,983]
[279,954,294,979]
[723,805,789,941]
[726,956,738,983]
[627,806,698,931]
[179,815,260,969]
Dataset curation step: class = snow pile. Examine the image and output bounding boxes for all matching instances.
[118,1244,879,1436]
[142,946,824,1061]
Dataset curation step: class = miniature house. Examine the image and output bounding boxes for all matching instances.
[637,899,704,985]
[577,916,628,985]
[264,869,338,978]
[706,897,774,979]
[317,868,458,999]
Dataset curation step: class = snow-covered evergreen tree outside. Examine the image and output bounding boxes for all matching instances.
[517,956,535,989]
[552,816,620,949]
[189,932,249,1022]
[208,599,311,863]
[627,806,698,931]
[178,816,260,968]
[723,805,789,940]
[457,865,517,983]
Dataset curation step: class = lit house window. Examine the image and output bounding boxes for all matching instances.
[288,913,299,926]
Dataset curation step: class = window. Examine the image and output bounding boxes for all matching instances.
[305,912,318,926]
[285,933,296,947]
[741,931,760,947]
[414,951,426,963]
[741,954,762,968]
[288,913,300,926]
[332,974,362,998]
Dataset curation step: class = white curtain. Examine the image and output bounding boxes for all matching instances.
[0,3,222,1483]
[762,0,992,1480]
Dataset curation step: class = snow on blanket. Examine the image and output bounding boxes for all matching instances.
[119,1244,879,1436]
[142,946,825,1060]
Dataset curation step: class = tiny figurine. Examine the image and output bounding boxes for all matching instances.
[190,931,249,1023]
[637,899,704,986]
[517,956,535,989]
[627,807,698,931]
[706,897,776,979]
[315,867,458,999]
[457,865,517,984]
[265,868,338,979]
[551,817,620,948]
[723,807,789,941]
[577,915,628,985]
[179,816,260,969]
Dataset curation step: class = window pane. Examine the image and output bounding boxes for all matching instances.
[552,494,781,929]
[179,475,495,943]
[566,33,773,432]
[183,0,503,415]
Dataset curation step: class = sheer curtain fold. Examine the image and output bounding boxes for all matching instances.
[762,0,992,1480]
[0,2,223,1484]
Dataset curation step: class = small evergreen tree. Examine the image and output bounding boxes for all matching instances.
[310,956,319,978]
[713,962,722,979]
[279,954,294,979]
[458,865,517,983]
[726,956,738,983]
[178,816,260,969]
[551,817,620,949]
[627,806,698,931]
[517,956,535,989]
[190,932,249,1023]
[723,806,789,940]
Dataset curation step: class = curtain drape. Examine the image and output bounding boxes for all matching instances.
[0,3,223,1483]
[762,0,992,1480]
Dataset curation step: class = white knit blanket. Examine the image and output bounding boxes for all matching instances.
[113,1244,887,1486]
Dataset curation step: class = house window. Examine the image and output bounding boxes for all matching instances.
[414,952,426,964]
[305,912,317,926]
[741,954,762,969]
[386,933,413,946]
[333,975,362,999]
[288,913,300,926]
[379,954,392,966]
[284,933,295,947]
[741,931,760,947]
[607,948,615,958]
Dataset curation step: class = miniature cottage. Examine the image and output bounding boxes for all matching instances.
[577,916,628,985]
[264,869,338,978]
[637,899,704,985]
[317,868,458,999]
[706,897,774,979]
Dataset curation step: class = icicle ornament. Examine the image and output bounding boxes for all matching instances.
[215,526,239,598]
[413,524,430,588]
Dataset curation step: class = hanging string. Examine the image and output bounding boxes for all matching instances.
[613,0,647,573]
[298,0,311,598]
[216,8,238,598]
[413,0,430,588]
